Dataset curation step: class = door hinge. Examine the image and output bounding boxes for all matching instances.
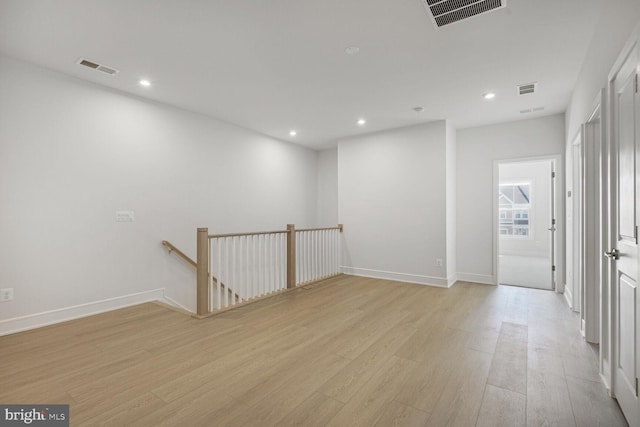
[635,225,638,244]
[552,171,556,178]
[552,218,556,226]
[552,265,556,272]
[636,377,638,396]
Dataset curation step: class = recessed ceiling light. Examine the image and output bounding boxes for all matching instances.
[139,79,151,87]
[289,130,297,137]
[344,46,360,55]
[357,118,366,126]
[483,92,496,100]
[413,106,425,113]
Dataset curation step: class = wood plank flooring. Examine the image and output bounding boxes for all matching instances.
[0,275,628,426]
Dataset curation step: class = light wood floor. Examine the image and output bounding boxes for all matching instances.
[0,276,628,426]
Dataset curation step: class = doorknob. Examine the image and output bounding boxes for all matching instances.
[604,249,620,260]
[547,227,556,231]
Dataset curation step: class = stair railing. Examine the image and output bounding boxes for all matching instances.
[195,224,343,316]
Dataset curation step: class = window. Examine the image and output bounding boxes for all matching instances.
[499,183,531,238]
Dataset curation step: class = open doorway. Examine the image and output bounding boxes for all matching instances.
[497,158,557,290]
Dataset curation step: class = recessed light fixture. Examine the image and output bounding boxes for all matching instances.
[139,79,151,87]
[357,118,366,126]
[344,46,360,55]
[483,92,496,100]
[289,130,297,137]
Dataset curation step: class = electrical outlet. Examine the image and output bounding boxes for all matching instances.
[436,258,443,267]
[0,288,14,302]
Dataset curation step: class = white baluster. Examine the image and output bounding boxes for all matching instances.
[302,231,306,283]
[223,237,229,307]
[268,234,272,293]
[244,236,249,301]
[209,239,213,311]
[252,235,257,298]
[320,230,327,277]
[295,232,300,285]
[216,238,221,310]
[308,231,312,282]
[333,230,340,273]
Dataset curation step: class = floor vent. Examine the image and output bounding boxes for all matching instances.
[78,58,119,76]
[518,82,537,96]
[422,0,506,28]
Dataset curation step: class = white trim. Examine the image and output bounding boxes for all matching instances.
[494,155,562,292]
[162,295,194,313]
[0,288,166,336]
[564,285,573,309]
[447,273,458,287]
[456,272,496,285]
[341,266,449,287]
[600,369,612,395]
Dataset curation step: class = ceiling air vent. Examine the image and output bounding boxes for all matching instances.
[77,58,119,76]
[520,107,545,114]
[518,82,537,96]
[421,0,506,28]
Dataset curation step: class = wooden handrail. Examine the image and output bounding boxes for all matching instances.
[208,224,343,239]
[162,240,197,268]
[208,230,288,239]
[296,225,343,233]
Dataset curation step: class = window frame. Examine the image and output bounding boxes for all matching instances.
[498,181,534,240]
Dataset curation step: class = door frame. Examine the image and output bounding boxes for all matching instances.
[493,155,563,290]
[582,91,606,345]
[566,130,583,307]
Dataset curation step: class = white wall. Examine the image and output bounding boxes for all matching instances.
[457,114,565,285]
[316,147,338,226]
[499,160,552,258]
[565,1,640,141]
[337,121,452,287]
[0,55,319,330]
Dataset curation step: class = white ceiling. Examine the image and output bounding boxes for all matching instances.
[0,0,602,149]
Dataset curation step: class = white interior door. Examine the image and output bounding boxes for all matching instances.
[583,102,602,344]
[550,161,557,291]
[610,43,639,426]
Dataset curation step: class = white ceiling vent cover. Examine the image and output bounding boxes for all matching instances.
[78,58,119,76]
[518,82,537,95]
[421,0,506,28]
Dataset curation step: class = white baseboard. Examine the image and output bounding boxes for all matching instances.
[162,295,194,313]
[341,266,448,288]
[447,273,458,288]
[0,288,166,336]
[456,272,496,285]
[564,285,573,309]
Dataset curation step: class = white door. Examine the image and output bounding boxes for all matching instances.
[497,160,554,290]
[550,162,557,291]
[610,44,639,426]
[583,100,603,344]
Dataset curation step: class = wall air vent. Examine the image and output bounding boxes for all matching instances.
[518,82,537,96]
[77,58,119,76]
[421,0,506,28]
